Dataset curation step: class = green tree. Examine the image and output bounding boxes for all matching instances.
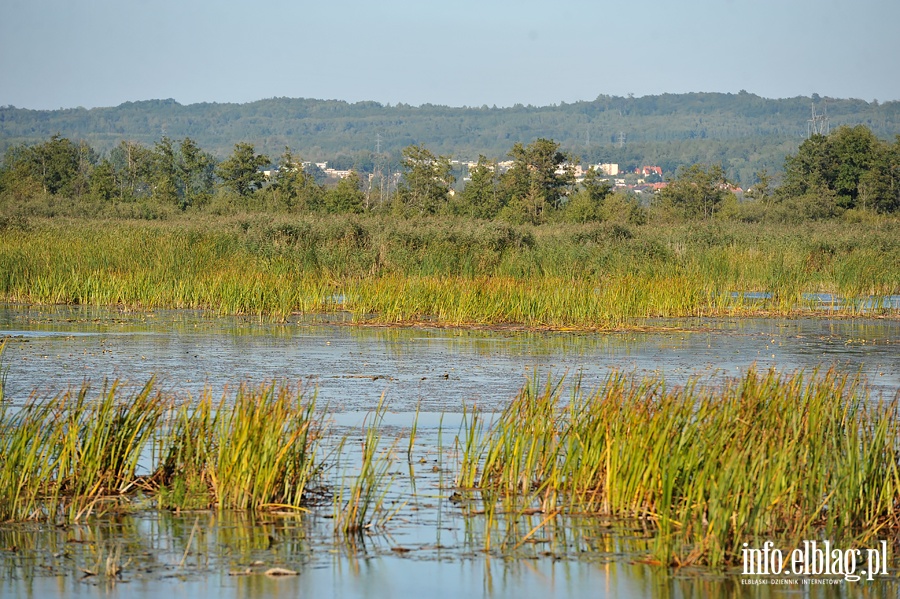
[829,126,881,207]
[90,159,117,201]
[324,172,365,213]
[151,137,179,205]
[271,147,322,210]
[657,163,730,219]
[499,138,574,224]
[457,156,499,218]
[563,167,613,223]
[217,143,270,197]
[109,140,153,200]
[2,134,95,197]
[395,144,454,215]
[779,125,897,213]
[179,137,215,209]
[746,168,772,204]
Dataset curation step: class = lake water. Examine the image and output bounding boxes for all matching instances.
[2,305,897,410]
[1,304,898,598]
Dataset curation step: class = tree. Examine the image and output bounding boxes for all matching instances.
[2,134,95,197]
[457,156,499,218]
[563,166,613,223]
[217,143,270,197]
[778,125,897,213]
[151,137,179,205]
[90,159,117,202]
[324,172,365,213]
[271,147,321,211]
[658,163,730,219]
[829,125,881,207]
[745,169,772,204]
[109,140,153,200]
[499,138,574,224]
[179,137,215,209]
[395,144,454,215]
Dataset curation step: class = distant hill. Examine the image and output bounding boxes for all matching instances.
[1,92,898,185]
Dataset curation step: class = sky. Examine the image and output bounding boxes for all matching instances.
[1,0,898,110]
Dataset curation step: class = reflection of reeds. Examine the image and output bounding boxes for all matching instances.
[460,368,900,567]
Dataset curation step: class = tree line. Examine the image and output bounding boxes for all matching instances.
[1,125,898,224]
[2,92,898,187]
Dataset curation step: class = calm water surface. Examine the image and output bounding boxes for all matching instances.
[1,305,897,410]
[1,304,898,598]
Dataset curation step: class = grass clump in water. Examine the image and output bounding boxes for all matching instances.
[460,368,900,567]
[0,379,321,522]
[157,382,320,512]
[0,380,166,522]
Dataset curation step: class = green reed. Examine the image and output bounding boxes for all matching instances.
[159,382,320,511]
[0,379,320,522]
[0,381,166,522]
[333,395,399,539]
[0,216,896,326]
[459,368,900,567]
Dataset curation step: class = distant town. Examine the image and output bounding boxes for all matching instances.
[287,159,745,196]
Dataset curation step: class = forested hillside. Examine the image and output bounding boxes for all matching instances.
[1,92,898,185]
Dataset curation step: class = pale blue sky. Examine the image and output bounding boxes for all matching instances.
[1,0,897,109]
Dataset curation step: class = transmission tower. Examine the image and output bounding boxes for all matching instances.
[617,131,626,149]
[368,133,388,209]
[807,102,829,138]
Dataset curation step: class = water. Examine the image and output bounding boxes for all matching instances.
[1,304,899,598]
[1,305,897,409]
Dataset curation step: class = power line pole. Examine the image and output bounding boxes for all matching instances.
[807,101,829,138]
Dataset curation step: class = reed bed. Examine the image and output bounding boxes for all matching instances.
[0,381,165,522]
[0,379,321,522]
[2,362,900,569]
[157,382,320,512]
[458,369,900,567]
[0,215,897,326]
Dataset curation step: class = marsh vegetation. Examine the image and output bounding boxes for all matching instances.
[0,215,897,327]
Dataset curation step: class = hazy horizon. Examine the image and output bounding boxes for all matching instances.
[2,0,899,111]
[2,88,891,113]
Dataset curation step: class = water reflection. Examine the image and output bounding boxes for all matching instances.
[1,304,899,597]
[2,511,897,599]
[1,305,897,411]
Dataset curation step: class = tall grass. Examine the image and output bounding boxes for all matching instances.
[0,381,165,522]
[459,368,900,567]
[158,382,320,512]
[0,215,897,326]
[0,379,320,522]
